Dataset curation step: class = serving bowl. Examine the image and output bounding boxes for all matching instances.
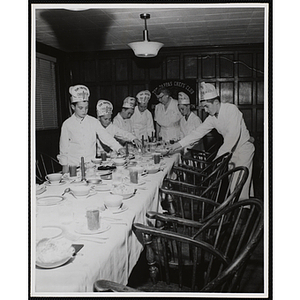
[111,184,135,199]
[70,185,91,197]
[112,157,126,166]
[45,173,62,183]
[104,195,123,211]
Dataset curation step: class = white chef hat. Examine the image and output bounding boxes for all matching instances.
[122,96,136,109]
[178,92,190,105]
[96,100,113,117]
[200,82,218,101]
[136,90,151,105]
[69,85,90,103]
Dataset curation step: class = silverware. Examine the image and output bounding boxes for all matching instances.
[62,188,70,196]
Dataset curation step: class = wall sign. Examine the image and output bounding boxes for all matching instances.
[149,80,197,108]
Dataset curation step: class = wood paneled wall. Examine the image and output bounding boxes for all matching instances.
[62,44,264,138]
[36,43,264,196]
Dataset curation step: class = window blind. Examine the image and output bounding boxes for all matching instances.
[36,53,58,130]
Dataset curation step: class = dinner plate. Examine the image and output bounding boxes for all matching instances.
[37,195,65,206]
[146,166,160,174]
[45,180,67,186]
[36,247,75,269]
[74,223,111,235]
[36,238,75,269]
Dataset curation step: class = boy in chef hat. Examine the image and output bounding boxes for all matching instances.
[57,85,125,172]
[169,82,255,200]
[96,100,142,154]
[131,90,155,140]
[177,91,204,152]
[113,96,136,134]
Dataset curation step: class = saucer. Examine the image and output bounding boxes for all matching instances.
[37,195,65,206]
[45,180,67,186]
[74,223,111,235]
[94,184,112,192]
[101,204,128,214]
[36,184,46,195]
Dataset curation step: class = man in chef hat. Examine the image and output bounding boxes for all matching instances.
[177,91,204,153]
[96,100,142,154]
[169,82,255,200]
[113,96,136,134]
[131,90,155,141]
[57,85,125,173]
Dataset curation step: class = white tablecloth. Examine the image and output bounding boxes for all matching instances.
[32,154,179,295]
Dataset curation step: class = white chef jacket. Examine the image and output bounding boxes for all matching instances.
[57,114,122,166]
[131,106,155,140]
[154,98,182,141]
[113,113,134,134]
[96,122,137,153]
[180,112,204,152]
[179,103,255,199]
[180,111,202,138]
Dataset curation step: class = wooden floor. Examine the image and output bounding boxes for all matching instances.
[128,236,264,293]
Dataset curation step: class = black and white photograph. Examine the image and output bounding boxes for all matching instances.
[28,1,272,298]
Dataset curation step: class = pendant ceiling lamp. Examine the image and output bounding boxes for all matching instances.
[128,13,164,58]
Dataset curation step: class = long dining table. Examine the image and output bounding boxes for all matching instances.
[32,153,179,295]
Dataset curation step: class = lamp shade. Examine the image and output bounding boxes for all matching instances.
[128,40,164,58]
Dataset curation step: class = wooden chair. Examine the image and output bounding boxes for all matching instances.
[170,152,232,186]
[160,166,249,222]
[36,152,61,183]
[187,139,221,162]
[94,198,263,292]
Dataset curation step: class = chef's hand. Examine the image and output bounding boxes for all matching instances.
[133,139,142,149]
[118,147,126,156]
[168,142,182,154]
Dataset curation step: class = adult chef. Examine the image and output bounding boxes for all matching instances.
[169,82,255,200]
[131,90,155,141]
[154,87,182,142]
